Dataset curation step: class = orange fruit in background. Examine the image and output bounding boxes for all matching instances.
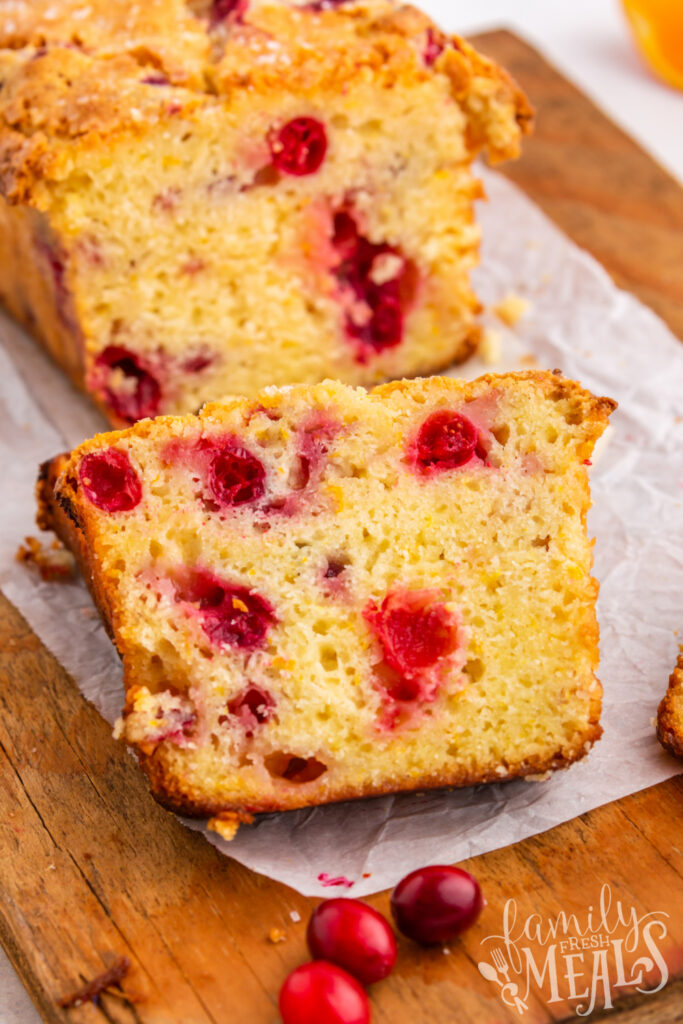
[622,0,683,89]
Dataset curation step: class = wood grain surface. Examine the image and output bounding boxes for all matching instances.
[1,29,682,1024]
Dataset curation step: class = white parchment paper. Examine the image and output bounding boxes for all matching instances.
[1,167,681,898]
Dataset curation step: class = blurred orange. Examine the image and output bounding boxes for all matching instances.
[622,0,683,89]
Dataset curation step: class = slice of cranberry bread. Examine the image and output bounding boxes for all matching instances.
[37,373,615,834]
[657,654,683,759]
[0,1,531,426]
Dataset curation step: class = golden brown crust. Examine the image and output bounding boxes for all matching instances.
[0,198,88,382]
[140,725,602,820]
[37,454,120,645]
[657,653,683,759]
[374,369,617,451]
[0,1,531,204]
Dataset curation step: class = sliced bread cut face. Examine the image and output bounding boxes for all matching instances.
[0,0,531,424]
[38,373,615,835]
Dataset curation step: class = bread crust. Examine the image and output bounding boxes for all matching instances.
[0,3,532,203]
[137,728,603,821]
[657,653,683,759]
[38,371,613,826]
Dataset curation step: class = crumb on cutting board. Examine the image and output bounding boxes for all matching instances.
[493,292,531,327]
[268,927,287,944]
[479,327,502,366]
[207,811,254,841]
[16,536,76,582]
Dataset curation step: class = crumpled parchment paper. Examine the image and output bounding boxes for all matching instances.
[1,167,681,898]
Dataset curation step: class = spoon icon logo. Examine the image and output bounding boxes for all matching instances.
[478,957,528,1015]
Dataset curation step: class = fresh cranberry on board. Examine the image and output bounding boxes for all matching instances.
[307,898,397,985]
[390,865,483,945]
[279,961,370,1024]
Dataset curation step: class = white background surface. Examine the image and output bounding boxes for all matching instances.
[1,3,681,1021]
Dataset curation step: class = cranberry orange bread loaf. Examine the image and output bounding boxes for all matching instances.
[657,654,683,759]
[0,0,531,425]
[37,373,615,835]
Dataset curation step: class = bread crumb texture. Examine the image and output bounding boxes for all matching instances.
[657,652,683,759]
[493,292,531,328]
[16,534,76,581]
[0,1,531,422]
[39,372,615,830]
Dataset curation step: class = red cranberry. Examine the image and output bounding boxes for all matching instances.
[413,411,479,473]
[37,241,74,328]
[95,346,161,423]
[307,899,397,986]
[143,702,196,747]
[225,685,274,735]
[174,569,276,650]
[183,352,214,373]
[279,962,370,1024]
[332,211,360,261]
[79,448,142,512]
[391,866,484,945]
[306,0,353,10]
[367,292,402,350]
[270,117,328,176]
[423,28,446,66]
[318,874,354,889]
[363,590,460,701]
[208,441,266,508]
[298,413,339,481]
[142,73,170,85]
[211,0,248,24]
[332,209,417,357]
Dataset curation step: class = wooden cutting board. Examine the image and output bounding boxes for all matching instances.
[1,30,682,1024]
